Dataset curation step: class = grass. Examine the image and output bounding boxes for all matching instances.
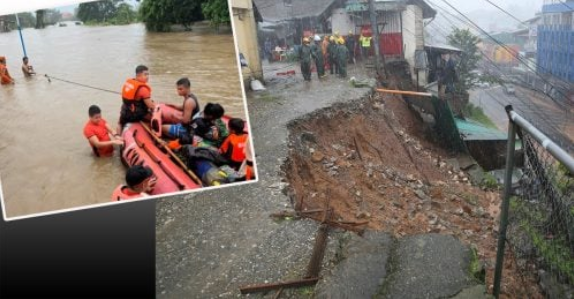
[463,103,498,129]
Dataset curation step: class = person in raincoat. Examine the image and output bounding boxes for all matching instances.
[311,35,325,78]
[328,36,339,75]
[298,37,313,81]
[337,38,348,78]
[346,30,356,64]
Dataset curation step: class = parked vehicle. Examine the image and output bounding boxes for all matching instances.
[504,84,515,95]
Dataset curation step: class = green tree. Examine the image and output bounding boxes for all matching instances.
[139,0,203,32]
[77,0,120,23]
[447,28,481,91]
[201,0,230,29]
[114,3,137,24]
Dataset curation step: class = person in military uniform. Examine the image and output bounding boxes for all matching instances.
[298,37,313,81]
[337,37,348,78]
[311,35,325,78]
[328,36,339,75]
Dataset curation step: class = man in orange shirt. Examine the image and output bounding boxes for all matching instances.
[111,165,157,201]
[119,65,156,130]
[83,105,124,157]
[0,56,14,85]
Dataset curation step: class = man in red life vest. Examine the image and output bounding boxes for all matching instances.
[118,65,156,131]
[83,105,123,157]
[111,165,157,201]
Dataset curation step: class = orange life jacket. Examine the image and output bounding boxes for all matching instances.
[122,78,151,102]
[222,134,247,163]
[120,79,151,123]
[111,185,143,201]
[0,64,13,84]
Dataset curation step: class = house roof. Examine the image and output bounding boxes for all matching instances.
[346,0,436,19]
[253,0,339,22]
[424,43,463,53]
[455,118,507,141]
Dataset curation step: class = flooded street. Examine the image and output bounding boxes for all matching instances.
[0,23,244,218]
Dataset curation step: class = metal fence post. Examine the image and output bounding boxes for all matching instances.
[493,105,517,298]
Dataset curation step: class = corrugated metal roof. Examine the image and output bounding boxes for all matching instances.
[455,118,507,141]
[424,43,463,53]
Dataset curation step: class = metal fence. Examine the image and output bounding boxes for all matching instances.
[494,105,574,298]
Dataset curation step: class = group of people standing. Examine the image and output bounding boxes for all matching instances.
[0,56,35,85]
[83,65,253,200]
[298,31,374,81]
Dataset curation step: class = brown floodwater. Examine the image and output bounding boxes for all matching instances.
[0,23,245,219]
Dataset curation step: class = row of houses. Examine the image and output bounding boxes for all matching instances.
[231,0,440,87]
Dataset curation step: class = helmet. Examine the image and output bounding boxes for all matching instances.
[349,30,353,34]
[329,36,335,42]
[338,38,345,45]
[314,35,321,42]
[334,31,340,36]
[303,37,310,43]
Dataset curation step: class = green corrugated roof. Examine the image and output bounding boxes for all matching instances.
[455,118,507,141]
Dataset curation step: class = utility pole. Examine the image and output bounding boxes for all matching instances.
[15,14,28,57]
[368,0,382,76]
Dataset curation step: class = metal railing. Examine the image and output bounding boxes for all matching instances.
[494,105,574,298]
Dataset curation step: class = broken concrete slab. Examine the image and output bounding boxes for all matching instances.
[315,231,393,299]
[379,234,478,299]
[450,285,492,299]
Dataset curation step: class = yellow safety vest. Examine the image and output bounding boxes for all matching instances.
[361,36,372,47]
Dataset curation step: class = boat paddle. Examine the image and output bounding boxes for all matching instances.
[139,121,204,187]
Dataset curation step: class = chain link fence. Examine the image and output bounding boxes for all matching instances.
[494,106,574,298]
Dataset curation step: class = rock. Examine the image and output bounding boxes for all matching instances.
[428,214,439,225]
[406,174,416,182]
[455,208,464,216]
[414,189,430,201]
[300,131,317,143]
[472,207,486,218]
[356,211,371,219]
[311,151,325,163]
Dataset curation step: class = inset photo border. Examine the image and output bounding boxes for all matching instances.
[0,0,257,221]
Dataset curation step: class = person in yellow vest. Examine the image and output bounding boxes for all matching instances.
[359,34,372,60]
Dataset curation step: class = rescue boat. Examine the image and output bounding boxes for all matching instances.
[120,103,248,196]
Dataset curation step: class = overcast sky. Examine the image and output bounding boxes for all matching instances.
[432,0,544,16]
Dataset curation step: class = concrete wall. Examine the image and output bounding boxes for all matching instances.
[402,5,427,86]
[331,8,355,35]
[231,0,263,85]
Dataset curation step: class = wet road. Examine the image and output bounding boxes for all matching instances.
[470,85,574,153]
[0,23,244,218]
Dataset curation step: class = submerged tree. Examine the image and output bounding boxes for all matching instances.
[139,0,203,32]
[447,28,481,91]
[77,0,120,23]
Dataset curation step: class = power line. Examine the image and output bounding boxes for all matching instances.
[482,0,525,24]
[436,0,571,108]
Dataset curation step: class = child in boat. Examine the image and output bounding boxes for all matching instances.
[83,105,124,157]
[111,165,158,201]
[182,103,228,147]
[219,118,247,170]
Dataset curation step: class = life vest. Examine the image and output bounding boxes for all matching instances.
[245,160,254,180]
[0,64,13,84]
[361,36,372,47]
[120,78,151,123]
[111,185,144,201]
[221,134,247,163]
